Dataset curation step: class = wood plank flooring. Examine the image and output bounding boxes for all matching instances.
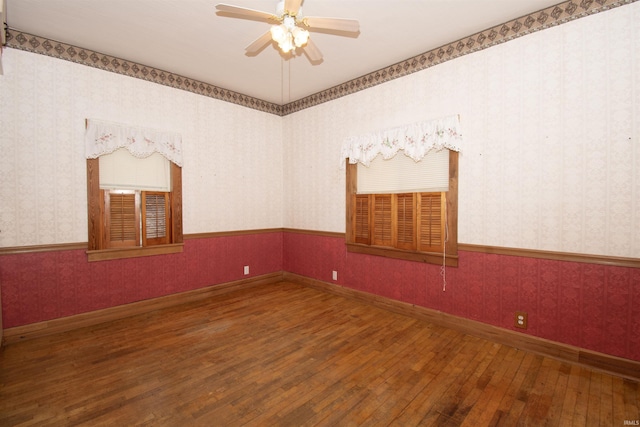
[1,281,638,426]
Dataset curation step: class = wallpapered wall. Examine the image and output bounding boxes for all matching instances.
[0,3,639,363]
[0,49,284,247]
[283,3,640,259]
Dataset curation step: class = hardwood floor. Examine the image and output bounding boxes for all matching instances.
[1,281,638,426]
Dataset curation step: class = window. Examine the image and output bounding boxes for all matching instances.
[86,159,183,261]
[346,150,458,266]
[102,189,171,248]
[85,119,183,261]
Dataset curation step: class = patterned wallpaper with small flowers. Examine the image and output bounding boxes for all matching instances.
[284,2,640,259]
[0,49,284,247]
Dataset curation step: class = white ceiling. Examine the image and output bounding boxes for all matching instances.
[5,0,563,104]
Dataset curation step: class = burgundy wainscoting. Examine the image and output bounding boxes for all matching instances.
[282,231,640,362]
[0,232,283,329]
[2,230,638,362]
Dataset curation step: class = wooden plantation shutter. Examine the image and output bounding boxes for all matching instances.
[353,192,445,252]
[396,193,415,250]
[353,193,428,248]
[418,192,445,252]
[105,190,139,248]
[102,190,172,248]
[372,194,393,246]
[142,192,171,246]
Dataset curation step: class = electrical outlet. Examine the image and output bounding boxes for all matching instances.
[515,311,528,329]
[243,265,249,275]
[332,270,338,281]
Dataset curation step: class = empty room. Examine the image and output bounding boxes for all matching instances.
[0,0,639,425]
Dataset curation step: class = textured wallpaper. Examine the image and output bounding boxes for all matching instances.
[0,49,284,246]
[1,3,638,259]
[283,3,640,258]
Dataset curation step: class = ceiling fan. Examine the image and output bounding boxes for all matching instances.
[215,0,360,63]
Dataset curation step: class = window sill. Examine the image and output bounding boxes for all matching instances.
[87,243,184,262]
[346,243,458,267]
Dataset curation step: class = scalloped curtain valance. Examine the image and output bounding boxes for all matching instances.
[340,115,463,169]
[85,119,183,167]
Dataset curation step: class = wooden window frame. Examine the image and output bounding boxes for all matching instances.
[346,150,458,267]
[86,159,183,261]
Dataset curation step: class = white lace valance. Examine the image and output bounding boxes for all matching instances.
[85,119,183,167]
[340,115,463,168]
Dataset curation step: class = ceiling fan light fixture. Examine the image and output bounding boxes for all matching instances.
[270,24,287,44]
[283,15,296,30]
[279,33,294,53]
[270,14,309,53]
[292,27,309,47]
[216,0,359,63]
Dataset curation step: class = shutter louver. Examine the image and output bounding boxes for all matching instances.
[107,192,138,247]
[373,194,392,246]
[418,192,445,252]
[142,192,170,246]
[396,193,415,250]
[354,194,370,244]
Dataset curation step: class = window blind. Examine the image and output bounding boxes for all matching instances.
[357,149,449,194]
[99,148,170,191]
[142,192,170,246]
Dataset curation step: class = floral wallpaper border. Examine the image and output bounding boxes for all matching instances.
[5,0,636,116]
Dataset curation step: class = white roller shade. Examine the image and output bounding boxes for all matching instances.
[99,148,170,191]
[357,149,449,194]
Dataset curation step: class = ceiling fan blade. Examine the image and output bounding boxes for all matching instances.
[284,0,303,16]
[215,3,277,22]
[303,38,323,63]
[245,31,273,56]
[303,16,360,33]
